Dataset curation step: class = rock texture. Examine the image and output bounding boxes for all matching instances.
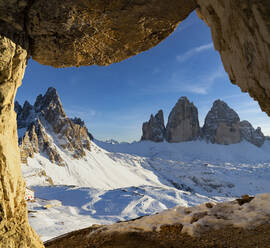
[202,99,265,146]
[26,0,197,67]
[0,35,43,247]
[45,194,270,248]
[202,100,241,145]
[141,110,165,142]
[16,87,92,165]
[165,97,200,143]
[240,120,265,147]
[196,0,270,115]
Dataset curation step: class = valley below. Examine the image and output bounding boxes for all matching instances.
[23,140,270,241]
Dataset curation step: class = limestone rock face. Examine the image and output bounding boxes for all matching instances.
[71,117,94,141]
[26,0,197,67]
[196,0,270,116]
[165,97,200,143]
[16,87,92,165]
[0,35,43,247]
[240,120,265,147]
[202,100,241,145]
[141,110,165,142]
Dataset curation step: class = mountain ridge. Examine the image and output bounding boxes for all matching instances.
[142,97,265,147]
[16,87,93,165]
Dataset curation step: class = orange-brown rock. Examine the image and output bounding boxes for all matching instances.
[26,0,197,67]
[196,0,270,115]
[0,34,43,247]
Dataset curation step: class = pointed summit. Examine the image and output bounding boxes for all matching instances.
[165,97,200,142]
[34,87,66,123]
[17,87,92,165]
[141,110,165,142]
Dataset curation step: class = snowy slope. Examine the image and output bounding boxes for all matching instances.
[22,139,270,241]
[95,139,270,163]
[28,185,213,241]
[23,142,163,189]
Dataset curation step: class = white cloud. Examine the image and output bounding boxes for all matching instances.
[176,43,214,63]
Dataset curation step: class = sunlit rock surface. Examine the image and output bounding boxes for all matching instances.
[16,87,92,165]
[26,0,197,67]
[45,194,270,248]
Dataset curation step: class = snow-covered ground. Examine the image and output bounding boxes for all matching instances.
[23,140,270,241]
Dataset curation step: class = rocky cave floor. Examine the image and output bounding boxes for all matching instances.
[45,223,270,248]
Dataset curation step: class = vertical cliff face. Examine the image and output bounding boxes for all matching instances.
[196,0,270,115]
[141,110,165,142]
[165,97,200,143]
[202,99,266,146]
[202,100,241,145]
[0,35,43,247]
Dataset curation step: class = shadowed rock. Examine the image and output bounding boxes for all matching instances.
[141,110,165,142]
[240,120,265,147]
[165,97,200,143]
[202,100,241,145]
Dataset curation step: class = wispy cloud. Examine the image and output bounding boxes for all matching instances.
[139,65,226,96]
[176,43,214,63]
[171,66,226,95]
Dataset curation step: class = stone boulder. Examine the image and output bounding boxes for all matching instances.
[240,120,265,147]
[202,100,241,145]
[165,97,200,142]
[141,110,165,142]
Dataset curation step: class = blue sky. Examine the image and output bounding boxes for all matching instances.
[16,12,270,142]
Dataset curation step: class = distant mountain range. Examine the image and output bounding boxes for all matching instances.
[15,87,267,170]
[15,87,270,242]
[141,97,265,147]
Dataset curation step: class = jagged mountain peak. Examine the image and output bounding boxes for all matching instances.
[141,109,165,142]
[17,87,93,166]
[141,97,265,147]
[34,87,66,119]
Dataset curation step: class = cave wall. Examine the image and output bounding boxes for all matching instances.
[0,31,43,248]
[197,0,270,115]
[0,0,269,247]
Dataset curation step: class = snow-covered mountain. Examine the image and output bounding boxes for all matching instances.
[16,88,270,241]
